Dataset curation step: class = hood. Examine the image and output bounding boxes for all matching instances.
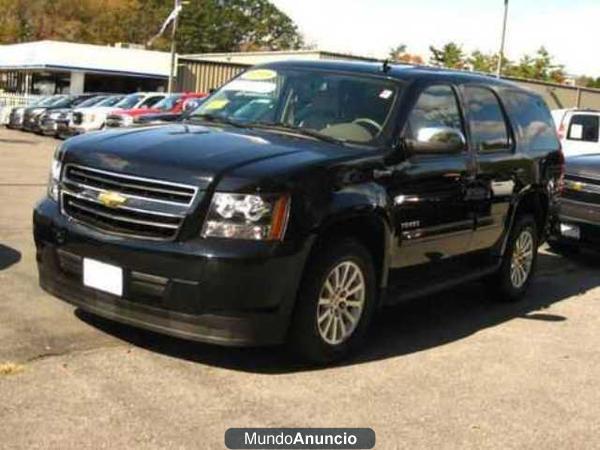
[565,154,600,179]
[46,108,71,116]
[136,112,182,124]
[62,123,361,188]
[74,106,120,114]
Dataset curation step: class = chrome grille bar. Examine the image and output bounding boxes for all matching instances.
[60,164,200,241]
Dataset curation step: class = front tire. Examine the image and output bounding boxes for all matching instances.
[288,238,377,364]
[490,215,538,302]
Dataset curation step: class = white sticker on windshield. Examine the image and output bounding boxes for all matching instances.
[380,89,393,100]
[570,124,583,140]
[222,80,276,94]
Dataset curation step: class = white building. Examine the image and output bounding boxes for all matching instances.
[0,40,170,95]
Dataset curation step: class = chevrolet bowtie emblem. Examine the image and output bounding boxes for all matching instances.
[98,191,127,208]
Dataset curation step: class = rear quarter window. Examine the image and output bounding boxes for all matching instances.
[502,90,560,152]
[567,114,599,143]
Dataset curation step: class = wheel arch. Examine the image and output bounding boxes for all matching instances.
[501,187,550,254]
[309,209,393,291]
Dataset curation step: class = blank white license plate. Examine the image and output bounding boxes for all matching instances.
[83,258,123,297]
[560,223,581,240]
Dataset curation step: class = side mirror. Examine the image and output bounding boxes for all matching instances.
[407,127,466,155]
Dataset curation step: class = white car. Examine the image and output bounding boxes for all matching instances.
[69,92,167,134]
[552,109,600,157]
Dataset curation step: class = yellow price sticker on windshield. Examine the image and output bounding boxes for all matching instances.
[204,99,229,110]
[241,69,277,81]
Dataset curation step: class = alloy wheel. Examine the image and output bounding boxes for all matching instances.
[510,229,534,289]
[317,261,366,345]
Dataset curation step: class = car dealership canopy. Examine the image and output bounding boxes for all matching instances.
[0,40,171,95]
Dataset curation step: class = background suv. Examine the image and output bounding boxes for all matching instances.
[34,61,562,364]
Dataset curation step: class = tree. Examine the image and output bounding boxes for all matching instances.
[504,47,566,84]
[429,42,465,69]
[0,0,304,54]
[174,0,303,54]
[576,76,600,89]
[388,44,424,65]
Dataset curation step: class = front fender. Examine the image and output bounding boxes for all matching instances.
[311,181,395,288]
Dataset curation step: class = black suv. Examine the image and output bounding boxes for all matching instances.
[33,61,563,363]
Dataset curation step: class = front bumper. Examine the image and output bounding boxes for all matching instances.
[39,118,59,135]
[549,198,600,249]
[7,115,23,129]
[69,124,97,134]
[55,120,74,139]
[34,198,312,346]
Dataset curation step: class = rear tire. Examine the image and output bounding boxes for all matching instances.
[288,238,377,365]
[490,215,538,302]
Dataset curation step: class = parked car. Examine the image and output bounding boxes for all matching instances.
[34,61,563,364]
[39,95,111,137]
[24,94,98,133]
[69,92,167,135]
[549,154,600,253]
[105,93,205,128]
[553,108,600,157]
[21,95,69,132]
[6,96,53,129]
[114,97,207,128]
[54,95,119,140]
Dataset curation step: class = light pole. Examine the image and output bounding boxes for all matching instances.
[167,0,181,93]
[496,0,509,78]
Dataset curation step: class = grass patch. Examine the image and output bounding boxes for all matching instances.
[0,362,24,376]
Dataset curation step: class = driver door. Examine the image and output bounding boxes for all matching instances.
[387,83,476,269]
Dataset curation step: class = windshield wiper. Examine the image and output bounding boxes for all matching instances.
[247,122,345,145]
[186,113,247,128]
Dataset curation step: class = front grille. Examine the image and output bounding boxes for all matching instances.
[65,165,196,205]
[61,165,199,241]
[563,175,600,205]
[73,112,83,125]
[105,115,123,127]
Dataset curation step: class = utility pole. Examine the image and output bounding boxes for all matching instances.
[167,0,181,93]
[496,0,509,78]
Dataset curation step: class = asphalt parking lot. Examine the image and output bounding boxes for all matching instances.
[0,127,599,449]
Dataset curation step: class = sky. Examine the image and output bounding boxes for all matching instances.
[272,0,599,77]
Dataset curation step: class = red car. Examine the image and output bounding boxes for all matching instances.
[105,93,205,128]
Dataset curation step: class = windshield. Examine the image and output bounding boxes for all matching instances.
[77,96,106,108]
[42,96,68,107]
[32,96,52,107]
[154,94,183,111]
[96,95,124,107]
[115,94,144,110]
[50,96,77,108]
[189,68,399,145]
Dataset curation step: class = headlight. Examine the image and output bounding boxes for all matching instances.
[202,193,290,241]
[49,112,61,119]
[47,145,64,201]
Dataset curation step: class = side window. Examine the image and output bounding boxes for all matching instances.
[404,84,465,154]
[503,90,560,152]
[140,96,163,108]
[463,86,510,152]
[568,114,599,143]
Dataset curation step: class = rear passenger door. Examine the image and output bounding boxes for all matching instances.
[563,113,600,156]
[460,85,516,252]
